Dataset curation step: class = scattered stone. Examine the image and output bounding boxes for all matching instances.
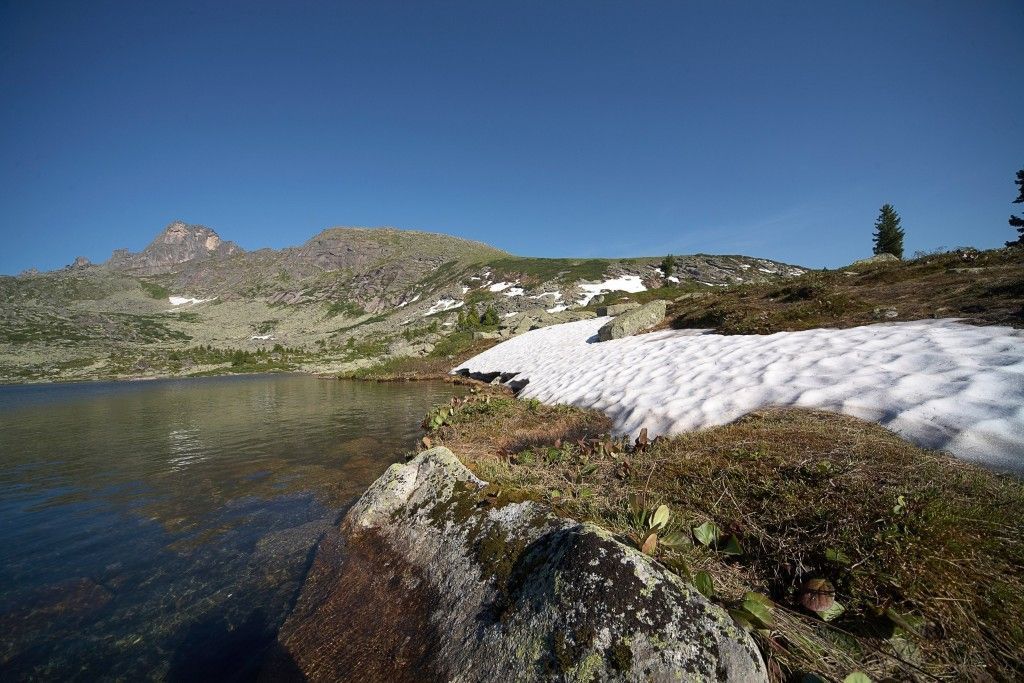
[597,300,668,341]
[269,448,766,682]
[848,253,900,268]
[498,308,596,338]
[673,292,711,302]
[595,301,640,317]
[472,331,500,340]
[872,307,899,320]
[388,340,435,357]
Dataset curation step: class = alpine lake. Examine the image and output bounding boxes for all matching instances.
[0,373,465,681]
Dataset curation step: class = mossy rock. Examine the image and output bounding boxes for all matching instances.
[271,447,766,682]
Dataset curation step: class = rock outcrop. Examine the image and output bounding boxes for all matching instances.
[107,221,243,275]
[847,253,900,268]
[499,308,597,338]
[268,448,766,682]
[597,300,668,341]
[596,302,640,317]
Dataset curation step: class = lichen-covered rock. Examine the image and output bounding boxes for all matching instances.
[848,253,900,268]
[499,309,597,338]
[597,300,668,342]
[268,448,766,682]
[595,301,641,317]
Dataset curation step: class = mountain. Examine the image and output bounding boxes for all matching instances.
[0,221,806,383]
[106,221,244,275]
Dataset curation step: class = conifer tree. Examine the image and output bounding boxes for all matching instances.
[872,204,905,259]
[481,305,499,327]
[462,304,480,330]
[1006,168,1024,247]
[660,254,676,278]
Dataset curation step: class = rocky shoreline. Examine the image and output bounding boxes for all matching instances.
[265,448,766,682]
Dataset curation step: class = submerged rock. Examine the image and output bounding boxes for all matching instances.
[597,300,668,341]
[268,447,766,682]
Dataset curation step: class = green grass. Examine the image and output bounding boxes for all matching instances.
[670,247,1024,334]
[486,257,612,284]
[341,330,496,380]
[324,299,366,318]
[139,280,170,299]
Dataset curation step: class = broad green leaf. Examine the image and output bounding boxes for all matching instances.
[694,571,714,599]
[885,608,923,637]
[721,535,743,556]
[728,609,754,631]
[692,521,720,547]
[842,674,872,683]
[741,592,774,627]
[890,636,921,662]
[650,504,670,529]
[825,547,851,565]
[660,531,690,549]
[818,600,846,622]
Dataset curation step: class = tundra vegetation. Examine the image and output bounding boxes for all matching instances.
[418,390,1024,682]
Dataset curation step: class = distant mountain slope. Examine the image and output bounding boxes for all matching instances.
[0,221,807,383]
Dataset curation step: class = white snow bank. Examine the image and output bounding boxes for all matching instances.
[577,275,647,305]
[488,281,516,292]
[503,287,525,297]
[398,293,422,308]
[424,298,464,315]
[168,296,215,306]
[250,334,274,340]
[455,319,1024,473]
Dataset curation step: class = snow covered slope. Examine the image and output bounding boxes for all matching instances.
[455,318,1024,473]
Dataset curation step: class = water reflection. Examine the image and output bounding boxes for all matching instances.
[0,374,462,680]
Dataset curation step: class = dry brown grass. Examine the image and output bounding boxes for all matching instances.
[658,247,1024,335]
[425,395,1024,682]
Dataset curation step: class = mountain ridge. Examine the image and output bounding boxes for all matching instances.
[0,220,807,383]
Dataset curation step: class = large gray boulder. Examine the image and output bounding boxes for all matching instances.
[499,308,596,338]
[847,253,900,268]
[597,300,668,341]
[595,301,640,317]
[268,448,766,682]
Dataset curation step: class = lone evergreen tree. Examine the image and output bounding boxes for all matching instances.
[872,204,905,259]
[660,254,676,278]
[481,305,499,327]
[1006,168,1024,247]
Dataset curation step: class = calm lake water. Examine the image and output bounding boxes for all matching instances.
[0,374,463,681]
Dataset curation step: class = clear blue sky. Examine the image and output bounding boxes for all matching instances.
[2,1,1022,274]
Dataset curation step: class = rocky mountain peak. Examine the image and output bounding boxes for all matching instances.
[67,256,92,270]
[107,221,243,275]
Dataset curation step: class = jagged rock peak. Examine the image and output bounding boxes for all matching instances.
[67,256,92,270]
[147,220,241,255]
[107,220,243,275]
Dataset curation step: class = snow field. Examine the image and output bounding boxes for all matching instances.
[456,318,1024,472]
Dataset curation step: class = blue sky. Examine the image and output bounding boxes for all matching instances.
[1,1,1022,274]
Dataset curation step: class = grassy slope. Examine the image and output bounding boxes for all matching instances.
[420,393,1024,682]
[340,331,500,381]
[399,248,1024,680]
[666,248,1024,334]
